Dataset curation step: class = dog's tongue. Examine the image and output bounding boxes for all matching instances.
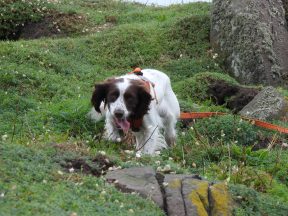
[115,118,130,132]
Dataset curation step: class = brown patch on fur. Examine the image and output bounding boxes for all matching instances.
[126,80,152,124]
[208,80,259,113]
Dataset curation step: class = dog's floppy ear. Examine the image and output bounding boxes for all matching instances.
[135,86,152,118]
[91,82,109,113]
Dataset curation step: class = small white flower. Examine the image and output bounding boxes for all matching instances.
[190,127,194,130]
[212,53,218,59]
[163,164,171,172]
[155,160,161,165]
[99,151,106,156]
[192,162,197,168]
[124,150,134,154]
[0,193,4,198]
[237,128,241,132]
[169,157,173,161]
[181,132,185,136]
[101,190,106,195]
[156,166,162,172]
[42,179,47,184]
[182,160,186,165]
[162,182,169,187]
[2,134,8,141]
[69,168,74,173]
[135,151,142,158]
[232,165,239,173]
[120,203,124,208]
[155,151,161,155]
[57,170,64,175]
[128,209,134,213]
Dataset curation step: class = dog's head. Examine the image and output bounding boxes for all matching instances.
[91,78,152,132]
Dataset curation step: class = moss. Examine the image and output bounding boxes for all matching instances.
[189,190,209,216]
[168,179,181,189]
[188,179,209,214]
[210,183,231,216]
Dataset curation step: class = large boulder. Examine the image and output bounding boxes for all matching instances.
[211,0,288,87]
[283,0,288,24]
[239,86,288,120]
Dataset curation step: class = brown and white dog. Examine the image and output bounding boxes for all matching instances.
[89,69,180,155]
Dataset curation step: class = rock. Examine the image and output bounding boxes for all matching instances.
[239,86,288,120]
[106,167,232,216]
[105,167,163,208]
[164,174,194,216]
[182,178,209,216]
[211,0,288,87]
[209,182,231,216]
[283,0,288,23]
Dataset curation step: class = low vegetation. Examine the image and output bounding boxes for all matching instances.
[0,0,287,215]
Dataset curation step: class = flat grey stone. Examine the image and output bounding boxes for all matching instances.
[105,167,163,208]
[239,86,288,120]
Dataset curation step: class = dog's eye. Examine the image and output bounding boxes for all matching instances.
[108,92,119,102]
[124,94,135,104]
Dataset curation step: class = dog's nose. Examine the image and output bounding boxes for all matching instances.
[114,109,124,118]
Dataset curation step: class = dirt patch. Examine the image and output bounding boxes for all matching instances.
[19,11,87,39]
[19,11,114,40]
[208,80,259,113]
[61,154,114,177]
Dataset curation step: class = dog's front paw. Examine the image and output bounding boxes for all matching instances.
[104,131,121,142]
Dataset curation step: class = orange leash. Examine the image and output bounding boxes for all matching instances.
[180,112,288,134]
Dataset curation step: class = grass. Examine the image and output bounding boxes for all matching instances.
[0,0,287,215]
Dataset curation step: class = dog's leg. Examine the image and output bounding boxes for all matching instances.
[163,113,177,147]
[157,100,177,147]
[135,107,168,154]
[134,126,167,155]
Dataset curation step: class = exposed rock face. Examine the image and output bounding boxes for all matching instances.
[106,167,232,216]
[208,80,259,113]
[239,86,288,120]
[211,0,288,87]
[283,0,288,24]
